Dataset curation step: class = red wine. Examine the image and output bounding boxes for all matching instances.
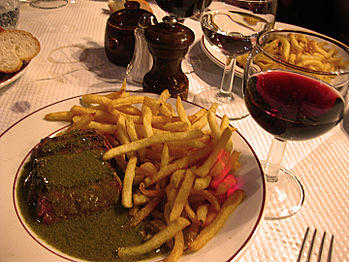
[244,70,344,140]
[155,0,206,18]
[201,10,270,56]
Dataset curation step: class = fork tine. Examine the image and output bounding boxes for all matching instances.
[297,227,310,262]
[317,232,326,262]
[327,234,334,262]
[307,229,317,262]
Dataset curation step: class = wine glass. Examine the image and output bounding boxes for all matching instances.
[30,0,67,9]
[155,0,205,74]
[194,0,277,120]
[243,29,349,220]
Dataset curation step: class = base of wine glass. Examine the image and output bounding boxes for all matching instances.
[30,0,68,9]
[262,162,305,220]
[193,87,249,120]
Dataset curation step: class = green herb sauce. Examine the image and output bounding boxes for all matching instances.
[16,160,168,262]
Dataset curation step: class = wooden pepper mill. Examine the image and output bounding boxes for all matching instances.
[143,16,195,99]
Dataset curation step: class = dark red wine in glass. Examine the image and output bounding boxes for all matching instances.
[244,70,345,140]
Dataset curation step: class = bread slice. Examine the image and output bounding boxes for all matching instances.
[0,29,40,73]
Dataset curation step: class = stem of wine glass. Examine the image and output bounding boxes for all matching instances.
[263,137,305,220]
[264,138,287,183]
[217,56,236,99]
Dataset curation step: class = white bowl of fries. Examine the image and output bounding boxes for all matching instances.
[239,29,349,86]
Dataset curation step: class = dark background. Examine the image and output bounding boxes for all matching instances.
[276,0,349,45]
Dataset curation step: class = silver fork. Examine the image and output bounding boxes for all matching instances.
[297,227,334,262]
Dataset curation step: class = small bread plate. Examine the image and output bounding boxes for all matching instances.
[0,61,30,89]
[201,22,311,77]
[0,91,265,262]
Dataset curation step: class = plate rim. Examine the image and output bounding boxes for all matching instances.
[1,90,266,262]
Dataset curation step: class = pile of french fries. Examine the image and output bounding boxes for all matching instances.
[237,32,349,82]
[44,81,245,262]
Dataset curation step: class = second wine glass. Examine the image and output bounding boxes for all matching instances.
[194,0,277,120]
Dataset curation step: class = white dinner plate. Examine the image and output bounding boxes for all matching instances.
[0,62,30,89]
[201,22,312,76]
[0,91,265,262]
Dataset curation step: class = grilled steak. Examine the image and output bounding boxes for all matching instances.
[24,129,122,225]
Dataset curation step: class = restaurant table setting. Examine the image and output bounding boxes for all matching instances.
[0,1,348,262]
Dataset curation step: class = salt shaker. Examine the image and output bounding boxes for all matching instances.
[126,13,158,85]
[143,16,195,99]
[0,0,20,29]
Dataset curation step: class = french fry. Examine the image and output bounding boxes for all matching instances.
[209,150,231,178]
[158,88,171,102]
[86,121,117,134]
[207,110,221,141]
[163,231,185,262]
[122,156,137,208]
[125,197,161,229]
[81,93,112,106]
[70,105,97,115]
[152,145,212,183]
[184,201,200,224]
[188,189,245,251]
[170,169,186,188]
[70,113,94,130]
[169,169,196,222]
[44,111,72,121]
[189,111,208,130]
[214,174,237,196]
[191,189,221,212]
[167,137,210,150]
[159,102,173,117]
[176,96,191,127]
[160,143,170,168]
[137,162,158,178]
[142,105,154,137]
[94,110,116,124]
[193,176,212,191]
[116,105,142,115]
[143,96,161,115]
[162,121,189,132]
[196,204,209,224]
[128,205,140,217]
[110,95,145,108]
[117,217,190,258]
[203,206,217,227]
[125,116,138,142]
[139,182,164,198]
[184,223,200,244]
[190,108,207,124]
[105,80,127,99]
[194,127,232,177]
[103,130,204,160]
[164,185,178,223]
[133,192,150,206]
[115,114,130,144]
[220,114,230,131]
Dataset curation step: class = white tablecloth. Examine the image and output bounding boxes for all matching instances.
[0,1,348,261]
